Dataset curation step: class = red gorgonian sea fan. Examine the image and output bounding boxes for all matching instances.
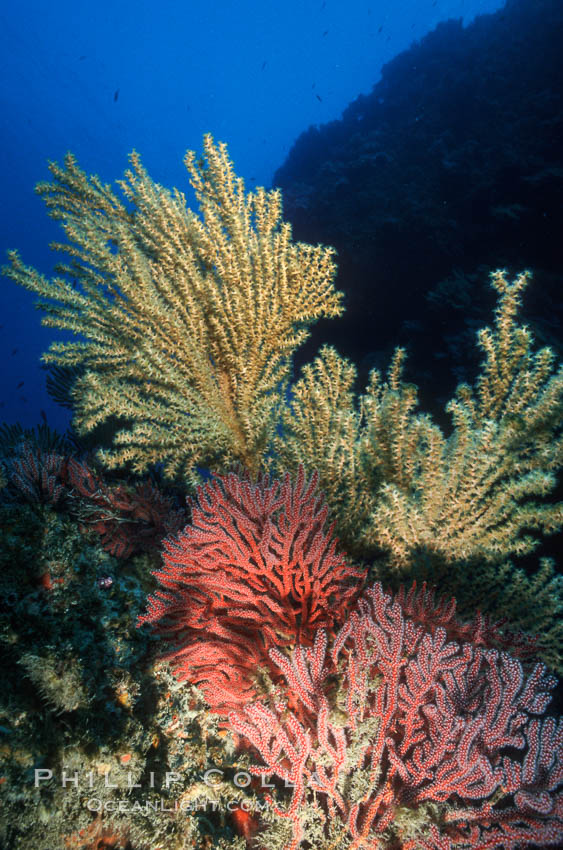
[66,459,187,559]
[9,441,68,504]
[230,582,563,850]
[138,466,365,713]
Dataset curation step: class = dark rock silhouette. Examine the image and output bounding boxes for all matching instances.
[275,0,563,405]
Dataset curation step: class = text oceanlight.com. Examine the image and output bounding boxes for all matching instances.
[83,798,270,814]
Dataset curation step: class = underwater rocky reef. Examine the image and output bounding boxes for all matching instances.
[0,126,562,849]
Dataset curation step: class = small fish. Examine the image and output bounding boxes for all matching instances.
[322,30,328,36]
[79,55,86,60]
[40,409,47,424]
[378,25,383,33]
[316,94,322,102]
[321,1,326,9]
[17,381,24,389]
[11,348,18,355]
[114,88,119,102]
[261,60,267,71]
[97,576,113,589]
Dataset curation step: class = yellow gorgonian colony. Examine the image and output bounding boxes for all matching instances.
[5,135,342,482]
[277,271,563,569]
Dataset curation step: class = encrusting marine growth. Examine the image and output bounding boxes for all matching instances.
[3,136,563,848]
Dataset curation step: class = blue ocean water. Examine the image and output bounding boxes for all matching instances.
[0,0,505,433]
[1,5,563,847]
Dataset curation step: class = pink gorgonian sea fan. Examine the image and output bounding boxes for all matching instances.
[138,466,365,713]
[230,582,563,850]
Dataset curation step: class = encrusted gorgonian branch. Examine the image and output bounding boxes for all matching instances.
[4,135,343,482]
[277,270,563,567]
